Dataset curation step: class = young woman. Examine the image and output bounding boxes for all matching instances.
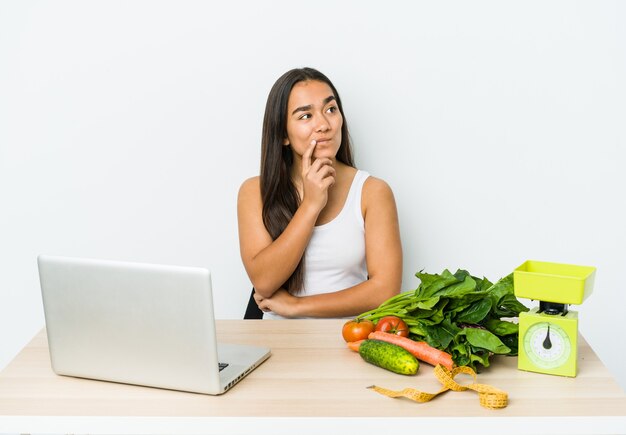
[237,67,402,319]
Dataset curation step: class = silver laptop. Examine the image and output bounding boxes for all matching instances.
[37,255,270,395]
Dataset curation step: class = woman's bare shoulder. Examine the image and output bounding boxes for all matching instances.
[361,175,396,215]
[238,176,261,196]
[238,177,263,213]
[363,175,394,198]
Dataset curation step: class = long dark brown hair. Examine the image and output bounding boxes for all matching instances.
[260,67,355,294]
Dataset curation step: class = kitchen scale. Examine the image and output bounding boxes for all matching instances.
[513,260,596,377]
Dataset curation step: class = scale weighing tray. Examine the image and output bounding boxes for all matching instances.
[514,260,596,305]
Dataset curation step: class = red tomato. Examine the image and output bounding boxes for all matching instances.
[374,316,409,337]
[342,319,375,343]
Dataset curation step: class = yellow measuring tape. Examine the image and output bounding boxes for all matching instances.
[367,364,508,409]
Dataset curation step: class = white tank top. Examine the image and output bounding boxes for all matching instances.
[264,170,370,320]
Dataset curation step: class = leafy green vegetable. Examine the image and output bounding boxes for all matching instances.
[357,269,529,370]
[483,318,519,336]
[460,328,511,354]
[455,298,492,324]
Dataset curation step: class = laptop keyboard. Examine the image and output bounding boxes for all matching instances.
[218,362,229,371]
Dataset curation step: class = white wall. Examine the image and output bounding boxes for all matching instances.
[1,1,625,389]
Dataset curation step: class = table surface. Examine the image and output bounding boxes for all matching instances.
[1,319,626,434]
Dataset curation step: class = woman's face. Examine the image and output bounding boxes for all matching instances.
[284,80,343,163]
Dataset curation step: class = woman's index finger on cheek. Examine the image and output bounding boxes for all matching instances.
[302,140,317,172]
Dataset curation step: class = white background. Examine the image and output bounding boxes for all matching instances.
[1,1,625,390]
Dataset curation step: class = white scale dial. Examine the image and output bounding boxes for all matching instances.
[523,322,571,369]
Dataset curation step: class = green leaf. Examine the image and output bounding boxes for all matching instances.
[436,275,477,298]
[500,334,520,356]
[486,274,515,309]
[411,308,435,319]
[455,298,492,324]
[483,318,519,336]
[453,269,471,281]
[445,292,490,314]
[414,270,442,287]
[470,350,491,369]
[415,297,441,310]
[423,319,460,349]
[494,294,529,317]
[450,342,470,367]
[408,324,427,338]
[416,269,459,299]
[461,328,511,354]
[474,276,494,293]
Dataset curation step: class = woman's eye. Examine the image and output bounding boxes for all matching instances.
[326,106,338,113]
[299,113,311,120]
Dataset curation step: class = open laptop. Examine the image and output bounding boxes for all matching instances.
[37,255,270,395]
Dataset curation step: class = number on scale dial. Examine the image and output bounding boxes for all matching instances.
[523,322,571,369]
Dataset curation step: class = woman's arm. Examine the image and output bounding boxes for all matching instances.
[254,177,403,317]
[238,142,335,298]
[237,177,317,297]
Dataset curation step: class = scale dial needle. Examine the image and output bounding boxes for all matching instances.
[543,324,553,350]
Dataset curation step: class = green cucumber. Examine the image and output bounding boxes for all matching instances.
[358,339,419,375]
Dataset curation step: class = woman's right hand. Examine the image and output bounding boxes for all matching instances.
[301,140,336,212]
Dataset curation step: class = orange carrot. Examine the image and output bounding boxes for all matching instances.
[347,339,365,352]
[368,331,454,370]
